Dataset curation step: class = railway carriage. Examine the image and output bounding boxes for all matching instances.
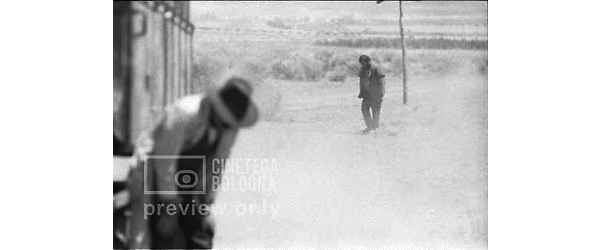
[114,1,195,152]
[113,2,196,248]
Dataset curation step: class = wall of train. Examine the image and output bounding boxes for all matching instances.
[114,1,195,148]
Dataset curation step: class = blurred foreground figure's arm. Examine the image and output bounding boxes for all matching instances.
[130,96,203,198]
[127,95,204,249]
[126,76,259,249]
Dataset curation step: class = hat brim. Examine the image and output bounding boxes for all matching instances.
[207,93,259,128]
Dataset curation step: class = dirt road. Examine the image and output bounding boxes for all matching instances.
[212,68,487,249]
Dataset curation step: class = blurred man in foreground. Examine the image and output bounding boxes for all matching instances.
[126,77,259,249]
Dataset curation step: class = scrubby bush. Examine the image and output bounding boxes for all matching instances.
[266,17,292,30]
[315,36,487,50]
[415,53,457,76]
[478,54,487,75]
[193,53,228,90]
[366,50,402,76]
[325,66,348,82]
[235,57,268,82]
[314,49,335,72]
[267,54,324,81]
[267,60,296,80]
[346,61,361,77]
[328,53,361,77]
[294,55,324,81]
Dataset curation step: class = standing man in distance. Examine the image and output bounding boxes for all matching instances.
[357,54,385,134]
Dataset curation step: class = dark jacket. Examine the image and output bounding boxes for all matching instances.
[358,65,386,100]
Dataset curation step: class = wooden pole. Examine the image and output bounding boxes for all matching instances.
[398,0,408,104]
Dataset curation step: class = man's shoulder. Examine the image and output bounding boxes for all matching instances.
[371,64,382,71]
[159,93,208,128]
[371,65,385,77]
[157,93,211,139]
[173,93,208,115]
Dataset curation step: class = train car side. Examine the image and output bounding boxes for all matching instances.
[113,1,195,149]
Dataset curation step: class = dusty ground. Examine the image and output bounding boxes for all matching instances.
[211,56,487,249]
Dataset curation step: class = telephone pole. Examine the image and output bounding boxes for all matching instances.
[377,0,408,104]
[398,0,408,104]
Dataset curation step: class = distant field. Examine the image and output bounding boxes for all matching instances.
[190,1,487,96]
[191,1,487,22]
[193,16,487,36]
[345,24,487,35]
[192,32,487,107]
[191,1,487,51]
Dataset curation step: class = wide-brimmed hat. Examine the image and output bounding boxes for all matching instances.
[206,77,259,128]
